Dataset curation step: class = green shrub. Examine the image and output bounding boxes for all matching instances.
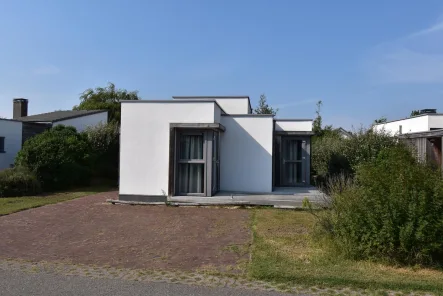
[311,134,347,176]
[342,128,399,170]
[316,146,443,265]
[0,167,41,197]
[15,125,92,191]
[83,122,119,181]
[312,128,398,181]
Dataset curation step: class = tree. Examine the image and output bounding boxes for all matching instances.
[312,100,335,137]
[83,122,120,181]
[73,82,139,123]
[373,116,387,124]
[410,110,420,117]
[254,94,278,115]
[313,100,323,135]
[15,125,92,190]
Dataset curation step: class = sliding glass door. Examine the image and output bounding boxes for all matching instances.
[174,130,221,196]
[280,137,306,186]
[177,133,205,195]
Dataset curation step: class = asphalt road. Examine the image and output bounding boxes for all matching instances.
[0,269,292,296]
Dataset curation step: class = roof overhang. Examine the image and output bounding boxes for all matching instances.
[170,123,226,132]
[274,131,314,136]
[398,129,443,139]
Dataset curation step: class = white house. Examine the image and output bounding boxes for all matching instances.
[119,96,313,203]
[373,109,443,136]
[0,119,23,170]
[0,98,108,170]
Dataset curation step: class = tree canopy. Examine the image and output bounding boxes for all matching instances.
[254,94,278,115]
[373,116,387,124]
[410,110,420,117]
[73,82,139,123]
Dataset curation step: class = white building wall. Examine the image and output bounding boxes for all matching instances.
[212,98,250,114]
[428,115,443,130]
[373,115,431,136]
[0,120,22,170]
[219,116,274,193]
[120,102,217,196]
[54,111,108,132]
[275,120,313,132]
[214,104,221,123]
[173,97,250,115]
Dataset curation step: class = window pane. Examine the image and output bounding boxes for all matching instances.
[180,134,203,160]
[284,163,295,184]
[179,163,204,193]
[296,162,302,183]
[284,162,302,184]
[283,140,302,161]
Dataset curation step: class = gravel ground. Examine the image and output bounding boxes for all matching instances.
[0,191,251,272]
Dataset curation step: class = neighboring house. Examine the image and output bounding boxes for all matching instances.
[399,129,443,170]
[335,127,352,138]
[0,98,108,170]
[119,96,313,203]
[373,109,443,170]
[373,109,443,136]
[0,118,22,170]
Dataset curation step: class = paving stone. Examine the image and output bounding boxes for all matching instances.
[0,259,435,295]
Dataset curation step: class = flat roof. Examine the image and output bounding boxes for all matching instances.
[274,118,313,122]
[16,110,107,123]
[221,113,274,117]
[374,113,443,126]
[399,129,443,139]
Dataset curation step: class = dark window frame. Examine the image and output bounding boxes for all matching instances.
[175,130,207,196]
[172,128,221,197]
[275,135,311,187]
[0,137,5,153]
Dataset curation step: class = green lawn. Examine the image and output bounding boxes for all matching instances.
[0,186,112,216]
[249,209,443,294]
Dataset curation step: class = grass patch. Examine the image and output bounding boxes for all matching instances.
[0,186,113,216]
[249,209,443,294]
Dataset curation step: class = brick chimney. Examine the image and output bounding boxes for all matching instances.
[13,98,28,119]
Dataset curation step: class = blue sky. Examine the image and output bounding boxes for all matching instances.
[1,0,443,129]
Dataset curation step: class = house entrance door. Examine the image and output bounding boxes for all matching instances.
[280,137,306,186]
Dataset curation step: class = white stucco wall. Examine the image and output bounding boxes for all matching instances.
[274,120,313,132]
[214,103,222,123]
[428,115,443,130]
[54,111,108,132]
[0,120,22,170]
[120,101,218,196]
[173,97,250,115]
[212,98,250,115]
[219,116,274,193]
[373,115,437,136]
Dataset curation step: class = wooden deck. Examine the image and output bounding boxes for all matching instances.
[169,187,326,207]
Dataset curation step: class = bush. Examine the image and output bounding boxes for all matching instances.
[83,122,119,181]
[0,167,41,197]
[312,128,398,181]
[316,146,443,265]
[15,125,92,191]
[312,134,348,177]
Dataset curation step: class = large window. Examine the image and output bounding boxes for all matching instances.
[174,130,220,196]
[177,133,205,195]
[0,137,4,153]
